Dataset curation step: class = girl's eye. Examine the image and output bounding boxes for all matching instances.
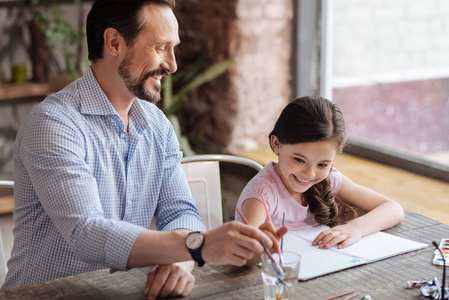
[294,158,304,163]
[318,163,329,168]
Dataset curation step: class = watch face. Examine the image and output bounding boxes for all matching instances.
[186,232,204,249]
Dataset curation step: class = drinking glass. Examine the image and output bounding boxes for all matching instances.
[261,251,300,300]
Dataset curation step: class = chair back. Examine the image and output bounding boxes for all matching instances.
[181,160,223,230]
[181,154,264,228]
[0,231,6,286]
[0,180,14,286]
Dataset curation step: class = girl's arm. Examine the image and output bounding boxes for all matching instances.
[312,174,404,249]
[241,198,288,266]
[241,198,269,227]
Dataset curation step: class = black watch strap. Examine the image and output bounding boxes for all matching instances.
[190,248,205,267]
[185,231,206,267]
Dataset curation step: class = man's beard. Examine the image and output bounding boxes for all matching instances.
[118,52,169,103]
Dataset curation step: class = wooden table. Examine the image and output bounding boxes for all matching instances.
[1,212,447,299]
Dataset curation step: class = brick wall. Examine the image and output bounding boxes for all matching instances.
[176,0,293,153]
[0,0,294,181]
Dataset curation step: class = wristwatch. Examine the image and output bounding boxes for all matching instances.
[185,231,205,267]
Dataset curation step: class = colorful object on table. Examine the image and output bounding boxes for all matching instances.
[421,242,449,300]
[406,280,433,289]
[360,295,371,300]
[341,292,361,300]
[324,291,361,300]
[433,239,449,266]
[324,290,355,300]
[420,276,449,300]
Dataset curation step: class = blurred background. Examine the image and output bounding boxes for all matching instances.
[0,0,448,206]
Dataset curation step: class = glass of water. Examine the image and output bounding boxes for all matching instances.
[261,251,300,300]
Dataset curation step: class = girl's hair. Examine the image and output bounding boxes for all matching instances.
[269,96,357,227]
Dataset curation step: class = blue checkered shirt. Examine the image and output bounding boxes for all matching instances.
[2,67,205,290]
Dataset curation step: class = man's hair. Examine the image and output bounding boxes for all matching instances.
[86,0,176,62]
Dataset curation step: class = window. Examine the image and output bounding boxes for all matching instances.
[294,0,449,182]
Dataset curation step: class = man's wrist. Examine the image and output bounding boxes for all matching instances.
[185,231,206,267]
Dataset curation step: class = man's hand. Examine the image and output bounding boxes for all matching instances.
[144,261,195,300]
[201,221,278,266]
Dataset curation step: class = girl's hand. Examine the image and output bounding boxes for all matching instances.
[243,222,288,266]
[311,223,362,249]
[259,222,289,253]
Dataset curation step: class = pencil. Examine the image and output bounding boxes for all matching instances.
[260,194,285,268]
[260,194,272,222]
[236,208,249,225]
[281,212,285,252]
[324,291,355,300]
[260,239,285,278]
[342,292,361,300]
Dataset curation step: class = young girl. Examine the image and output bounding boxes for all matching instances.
[235,96,404,260]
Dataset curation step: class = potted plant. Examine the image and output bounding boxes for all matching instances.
[162,56,235,156]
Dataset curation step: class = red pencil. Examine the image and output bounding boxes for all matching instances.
[324,291,355,300]
[260,194,285,267]
[236,208,249,225]
[342,292,361,300]
[260,194,272,222]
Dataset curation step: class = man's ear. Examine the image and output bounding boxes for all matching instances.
[103,28,122,57]
[270,135,281,155]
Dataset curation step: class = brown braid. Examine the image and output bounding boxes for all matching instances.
[305,177,359,227]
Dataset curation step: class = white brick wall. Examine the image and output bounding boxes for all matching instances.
[332,0,449,86]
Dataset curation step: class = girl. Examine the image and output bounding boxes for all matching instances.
[235,96,404,262]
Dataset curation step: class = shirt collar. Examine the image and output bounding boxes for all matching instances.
[79,67,150,131]
[79,67,120,116]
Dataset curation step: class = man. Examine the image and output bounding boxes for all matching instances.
[1,0,287,299]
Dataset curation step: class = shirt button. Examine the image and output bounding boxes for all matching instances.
[120,133,125,138]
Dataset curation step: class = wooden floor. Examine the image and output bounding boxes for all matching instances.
[237,148,449,225]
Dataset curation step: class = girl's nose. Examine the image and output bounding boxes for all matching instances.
[303,167,315,178]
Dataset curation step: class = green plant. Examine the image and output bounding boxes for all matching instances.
[30,0,87,80]
[162,56,235,157]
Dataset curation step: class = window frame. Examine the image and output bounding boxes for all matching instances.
[292,0,449,183]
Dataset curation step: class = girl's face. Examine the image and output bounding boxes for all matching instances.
[271,136,338,197]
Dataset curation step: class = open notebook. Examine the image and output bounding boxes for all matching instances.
[283,225,428,281]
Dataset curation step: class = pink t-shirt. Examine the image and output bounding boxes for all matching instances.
[235,161,343,230]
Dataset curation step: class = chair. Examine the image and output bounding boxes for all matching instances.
[0,180,13,286]
[0,231,6,286]
[181,154,263,230]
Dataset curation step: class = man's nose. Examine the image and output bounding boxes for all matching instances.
[162,49,177,74]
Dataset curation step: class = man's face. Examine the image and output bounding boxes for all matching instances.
[118,4,179,103]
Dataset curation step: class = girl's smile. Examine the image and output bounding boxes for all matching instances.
[271,136,338,198]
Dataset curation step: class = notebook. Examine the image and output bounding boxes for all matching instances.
[282,225,428,281]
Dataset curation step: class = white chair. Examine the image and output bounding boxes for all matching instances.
[0,231,6,286]
[0,180,14,286]
[181,154,263,229]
